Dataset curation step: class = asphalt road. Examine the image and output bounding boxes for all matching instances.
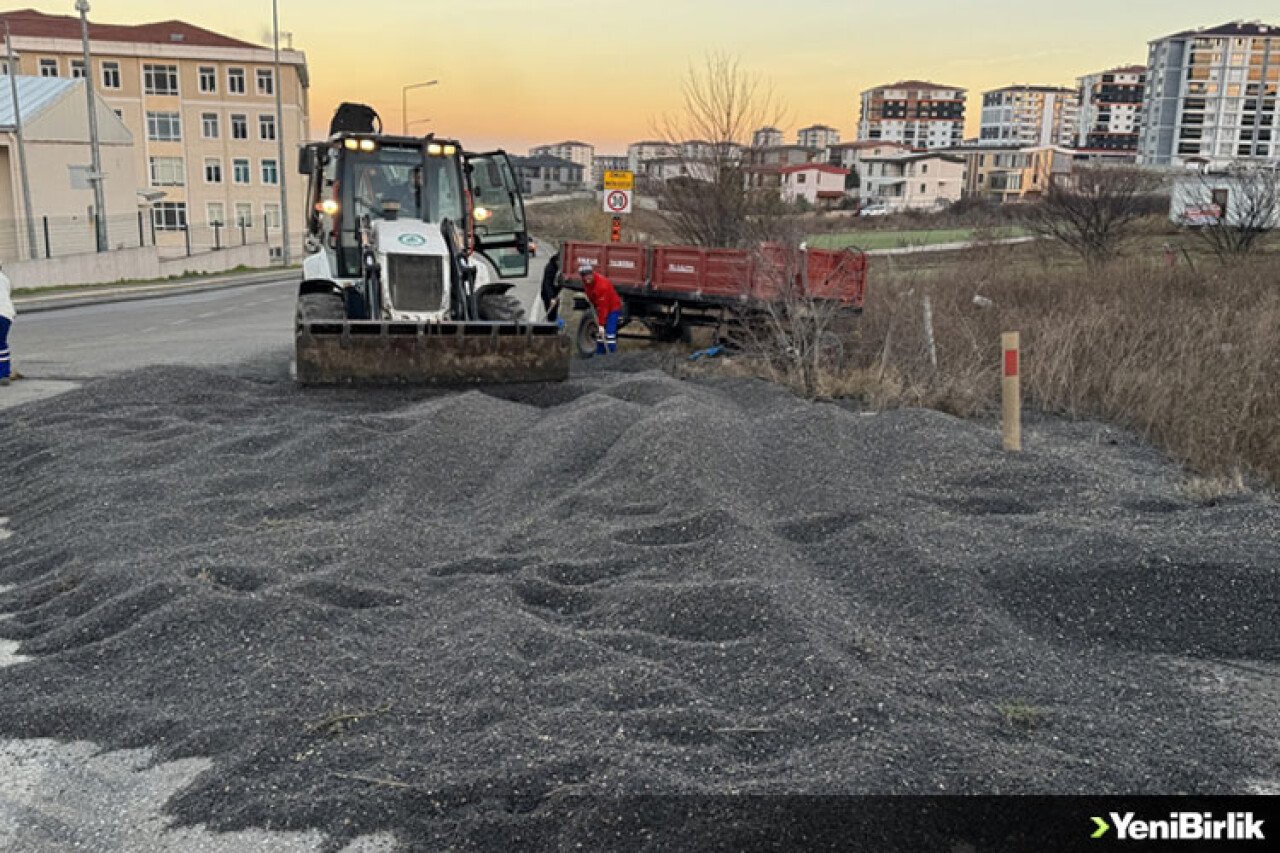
[1,252,550,411]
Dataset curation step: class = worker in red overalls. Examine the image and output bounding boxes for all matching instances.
[579,262,622,354]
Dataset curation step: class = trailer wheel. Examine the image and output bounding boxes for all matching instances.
[575,314,599,358]
[477,291,526,322]
[297,291,347,322]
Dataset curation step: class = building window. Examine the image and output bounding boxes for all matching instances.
[146,111,182,141]
[39,58,58,77]
[101,60,120,89]
[256,68,274,95]
[258,114,277,141]
[233,158,251,185]
[149,156,185,187]
[204,158,223,184]
[70,59,86,79]
[261,159,279,185]
[235,203,253,227]
[263,203,281,229]
[144,64,179,95]
[207,202,225,227]
[195,66,216,94]
[202,112,220,139]
[231,114,248,140]
[152,202,187,231]
[228,67,246,94]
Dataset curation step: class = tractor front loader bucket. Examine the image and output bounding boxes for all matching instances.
[296,320,570,386]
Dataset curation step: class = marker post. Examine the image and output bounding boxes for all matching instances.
[1002,331,1021,452]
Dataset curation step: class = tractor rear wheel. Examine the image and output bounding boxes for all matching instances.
[477,291,526,322]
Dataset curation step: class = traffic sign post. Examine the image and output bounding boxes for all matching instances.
[610,216,622,243]
[603,189,632,215]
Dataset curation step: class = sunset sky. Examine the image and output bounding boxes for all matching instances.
[13,1,1280,152]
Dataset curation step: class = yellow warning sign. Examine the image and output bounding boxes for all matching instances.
[603,170,634,190]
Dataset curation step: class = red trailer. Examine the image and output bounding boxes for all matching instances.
[560,240,867,357]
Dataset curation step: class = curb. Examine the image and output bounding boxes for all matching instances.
[13,269,297,313]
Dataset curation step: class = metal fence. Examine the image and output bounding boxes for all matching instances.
[0,213,291,263]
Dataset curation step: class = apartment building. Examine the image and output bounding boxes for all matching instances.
[1077,66,1147,152]
[1138,20,1280,168]
[857,81,966,150]
[2,8,309,253]
[796,124,840,150]
[626,140,677,175]
[861,153,965,210]
[960,145,1074,202]
[979,86,1080,147]
[778,163,848,207]
[827,140,913,170]
[512,154,584,196]
[529,140,593,175]
[751,126,784,148]
[590,154,628,188]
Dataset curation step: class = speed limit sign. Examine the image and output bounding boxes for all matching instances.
[603,189,632,214]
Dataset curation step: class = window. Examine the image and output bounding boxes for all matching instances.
[233,158,251,185]
[261,158,279,185]
[147,111,182,141]
[235,203,253,227]
[144,64,179,95]
[149,156,185,187]
[231,114,248,140]
[101,61,120,89]
[263,203,281,229]
[199,66,217,93]
[202,112,220,139]
[152,202,187,231]
[207,202,225,227]
[256,69,274,95]
[204,158,223,184]
[228,67,245,94]
[258,114,276,141]
[71,59,85,79]
[39,58,58,77]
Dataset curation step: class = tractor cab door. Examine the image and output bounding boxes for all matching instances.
[466,151,529,279]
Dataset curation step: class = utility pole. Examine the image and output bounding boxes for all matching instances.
[272,0,290,265]
[3,19,38,260]
[75,0,107,252]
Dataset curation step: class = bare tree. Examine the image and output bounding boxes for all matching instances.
[656,54,783,248]
[1028,167,1161,266]
[1186,162,1280,261]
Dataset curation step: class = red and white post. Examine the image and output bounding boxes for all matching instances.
[1002,331,1021,452]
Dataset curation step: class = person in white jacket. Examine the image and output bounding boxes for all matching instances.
[0,263,14,386]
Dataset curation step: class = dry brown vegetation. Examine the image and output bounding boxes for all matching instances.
[831,236,1280,485]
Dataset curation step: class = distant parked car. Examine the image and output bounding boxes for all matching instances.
[859,202,889,217]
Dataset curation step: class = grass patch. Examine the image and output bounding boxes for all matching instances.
[13,264,289,296]
[807,227,1029,252]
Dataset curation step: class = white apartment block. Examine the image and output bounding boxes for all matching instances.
[861,153,965,210]
[4,8,309,254]
[591,154,629,187]
[626,140,678,175]
[796,124,840,150]
[858,81,966,150]
[1077,66,1146,152]
[1138,21,1280,168]
[751,126,784,148]
[980,86,1079,147]
[529,140,594,175]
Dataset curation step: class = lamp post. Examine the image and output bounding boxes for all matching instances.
[3,19,38,259]
[75,0,107,252]
[401,79,437,134]
[272,0,290,265]
[406,118,433,132]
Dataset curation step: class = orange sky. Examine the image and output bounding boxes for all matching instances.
[12,0,1280,153]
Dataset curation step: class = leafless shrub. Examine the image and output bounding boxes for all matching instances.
[1027,168,1162,266]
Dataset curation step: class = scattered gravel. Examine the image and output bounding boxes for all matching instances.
[0,354,1277,851]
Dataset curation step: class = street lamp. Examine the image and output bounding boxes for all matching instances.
[402,79,437,134]
[75,0,107,252]
[272,0,290,266]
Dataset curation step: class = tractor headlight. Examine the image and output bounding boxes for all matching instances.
[318,199,340,215]
[427,143,443,156]
[474,206,492,221]
[359,139,377,152]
